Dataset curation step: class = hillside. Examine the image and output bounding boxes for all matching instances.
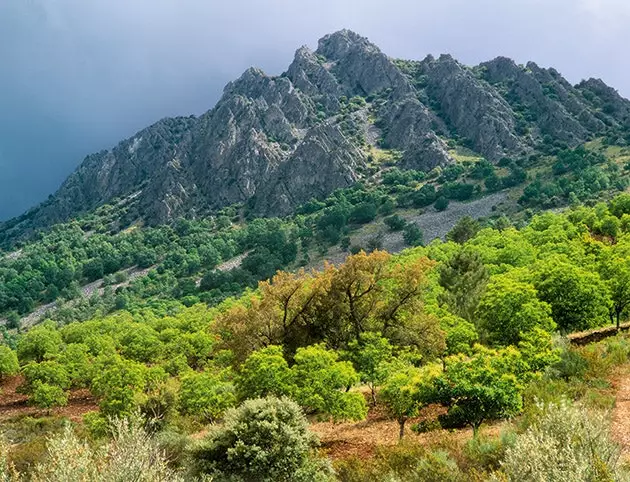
[2,29,630,245]
[4,29,630,482]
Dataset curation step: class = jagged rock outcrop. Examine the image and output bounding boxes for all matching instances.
[418,54,524,160]
[3,29,629,242]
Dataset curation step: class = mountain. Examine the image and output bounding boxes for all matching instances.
[2,29,630,243]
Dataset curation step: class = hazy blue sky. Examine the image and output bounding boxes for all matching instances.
[1,0,629,219]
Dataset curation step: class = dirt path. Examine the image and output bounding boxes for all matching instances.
[612,365,630,460]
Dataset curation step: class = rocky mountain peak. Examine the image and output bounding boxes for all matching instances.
[3,30,629,243]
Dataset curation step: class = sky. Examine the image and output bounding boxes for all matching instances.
[1,0,629,220]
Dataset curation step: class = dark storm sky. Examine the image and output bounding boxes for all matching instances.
[1,0,628,220]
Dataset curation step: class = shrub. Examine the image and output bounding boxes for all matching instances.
[384,214,407,232]
[403,224,423,247]
[31,417,184,482]
[179,370,236,421]
[434,196,449,211]
[498,400,627,481]
[0,346,19,380]
[190,397,333,482]
[30,382,68,410]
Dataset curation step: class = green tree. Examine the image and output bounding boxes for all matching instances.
[346,332,393,405]
[91,355,147,416]
[291,344,367,422]
[21,361,71,393]
[30,381,68,410]
[384,215,407,232]
[57,343,93,388]
[438,249,488,321]
[433,350,523,436]
[179,370,237,421]
[446,216,480,244]
[237,345,293,400]
[477,276,555,346]
[403,223,424,247]
[600,253,630,329]
[434,196,449,211]
[0,346,18,380]
[191,397,332,482]
[16,322,63,364]
[534,260,611,331]
[380,361,441,439]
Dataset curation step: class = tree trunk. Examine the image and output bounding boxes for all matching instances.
[398,419,406,440]
[370,385,377,406]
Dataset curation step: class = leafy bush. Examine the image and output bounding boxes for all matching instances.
[190,397,333,482]
[434,196,449,211]
[384,214,407,232]
[0,346,19,380]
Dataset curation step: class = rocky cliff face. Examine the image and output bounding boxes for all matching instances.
[4,29,630,240]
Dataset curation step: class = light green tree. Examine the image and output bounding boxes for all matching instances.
[380,361,442,439]
[291,344,367,422]
[433,350,523,436]
[179,370,237,421]
[534,259,610,331]
[0,346,19,380]
[346,332,393,405]
[237,345,293,400]
[91,355,147,416]
[477,276,555,346]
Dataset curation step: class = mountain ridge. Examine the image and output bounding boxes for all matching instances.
[2,29,629,244]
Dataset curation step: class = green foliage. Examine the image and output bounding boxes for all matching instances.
[29,382,68,409]
[446,216,480,244]
[438,249,488,321]
[434,196,449,211]
[90,355,147,416]
[402,223,423,247]
[237,345,293,400]
[0,346,18,380]
[433,349,524,434]
[384,214,406,232]
[477,276,555,346]
[191,397,332,482]
[534,259,610,331]
[16,323,62,364]
[179,370,237,421]
[346,332,393,405]
[290,344,367,422]
[380,361,442,439]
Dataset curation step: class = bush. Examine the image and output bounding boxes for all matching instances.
[403,224,423,247]
[384,214,407,232]
[190,397,333,482]
[434,196,449,211]
[0,346,18,380]
[498,400,627,481]
[30,382,68,409]
[29,417,184,481]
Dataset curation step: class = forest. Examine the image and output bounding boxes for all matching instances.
[3,189,630,480]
